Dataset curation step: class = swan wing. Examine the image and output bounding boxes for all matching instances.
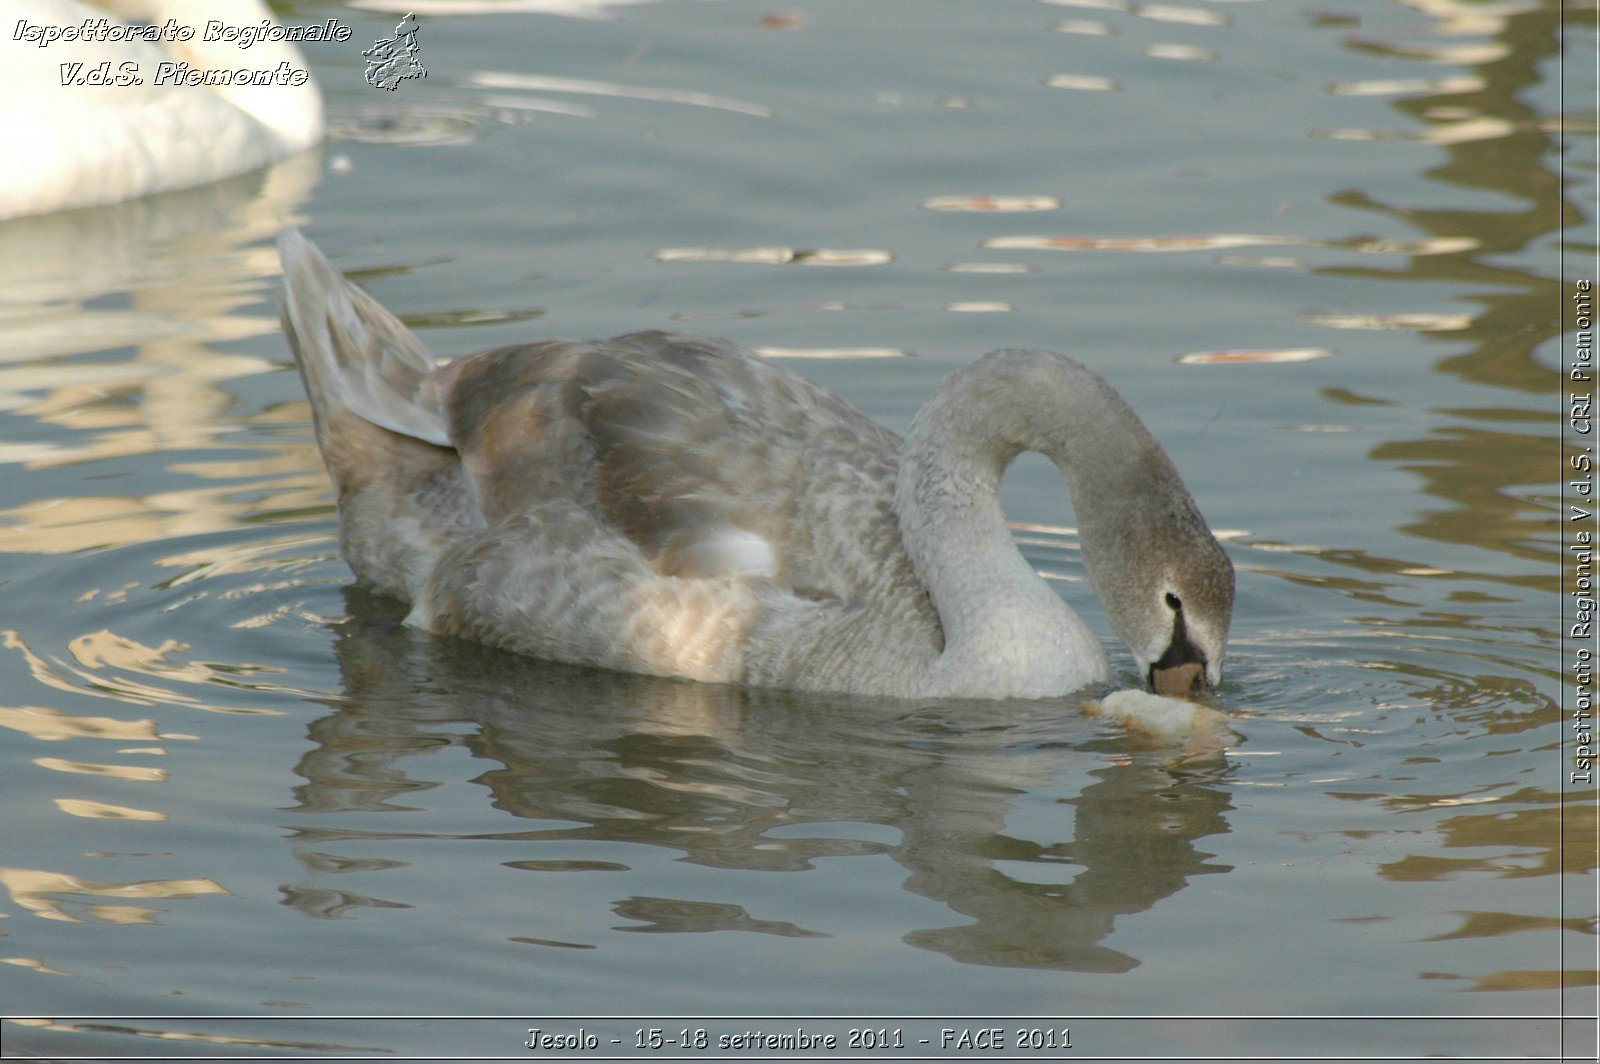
[436,331,913,599]
[280,229,922,614]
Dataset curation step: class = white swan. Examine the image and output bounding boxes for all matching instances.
[278,231,1235,700]
[0,0,323,221]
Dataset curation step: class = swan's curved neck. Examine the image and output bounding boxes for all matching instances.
[892,350,1179,697]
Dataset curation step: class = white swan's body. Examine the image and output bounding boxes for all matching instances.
[279,231,1234,700]
[0,0,323,221]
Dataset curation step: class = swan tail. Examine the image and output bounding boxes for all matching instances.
[277,228,451,447]
[278,229,474,600]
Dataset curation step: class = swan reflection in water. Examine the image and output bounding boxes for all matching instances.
[283,588,1235,973]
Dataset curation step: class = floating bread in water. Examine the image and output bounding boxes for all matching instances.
[1081,689,1234,747]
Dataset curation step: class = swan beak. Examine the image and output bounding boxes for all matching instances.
[1150,661,1206,698]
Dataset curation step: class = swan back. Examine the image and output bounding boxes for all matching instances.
[432,331,918,599]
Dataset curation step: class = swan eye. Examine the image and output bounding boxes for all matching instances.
[1164,592,1182,611]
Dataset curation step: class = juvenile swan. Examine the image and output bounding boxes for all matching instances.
[278,231,1234,699]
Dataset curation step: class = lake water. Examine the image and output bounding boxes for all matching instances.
[0,0,1595,1060]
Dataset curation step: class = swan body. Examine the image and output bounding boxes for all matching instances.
[278,231,1234,700]
[0,0,323,220]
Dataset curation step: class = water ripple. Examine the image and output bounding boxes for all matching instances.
[1303,312,1473,332]
[1052,18,1114,35]
[1327,75,1485,97]
[1044,74,1121,92]
[922,195,1061,212]
[1138,4,1228,26]
[52,799,168,821]
[0,705,164,743]
[1312,117,1517,145]
[2,629,285,717]
[33,756,166,782]
[0,867,228,924]
[945,302,1014,313]
[754,347,910,360]
[327,105,494,147]
[985,234,1479,255]
[479,95,598,119]
[1146,43,1217,61]
[1179,349,1334,365]
[470,72,771,118]
[945,262,1036,274]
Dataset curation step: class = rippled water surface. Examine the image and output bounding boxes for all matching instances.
[1,0,1595,1059]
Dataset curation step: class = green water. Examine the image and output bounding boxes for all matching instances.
[0,0,1593,1059]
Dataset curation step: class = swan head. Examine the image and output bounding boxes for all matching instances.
[1093,518,1234,697]
[1013,355,1234,696]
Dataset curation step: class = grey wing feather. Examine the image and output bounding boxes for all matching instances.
[437,331,916,601]
[278,229,452,448]
[281,225,921,614]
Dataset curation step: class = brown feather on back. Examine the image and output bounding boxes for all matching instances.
[436,331,911,599]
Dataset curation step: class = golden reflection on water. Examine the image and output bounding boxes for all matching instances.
[1375,797,1596,881]
[0,479,326,556]
[0,151,331,563]
[3,630,284,717]
[2,957,73,978]
[1458,969,1600,992]
[1319,0,1570,394]
[1233,0,1578,621]
[1021,0,1572,602]
[32,757,166,782]
[1372,426,1562,584]
[0,705,162,744]
[1425,910,1597,942]
[0,867,228,924]
[51,799,168,822]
